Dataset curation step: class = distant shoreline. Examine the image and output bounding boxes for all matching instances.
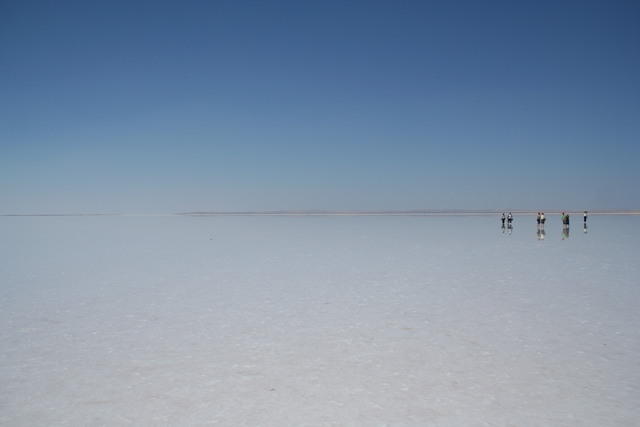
[2,210,640,217]
[178,210,640,216]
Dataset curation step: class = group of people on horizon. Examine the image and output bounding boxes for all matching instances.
[500,212,513,226]
[536,212,546,226]
[501,211,589,239]
[559,211,588,226]
[500,212,514,234]
[536,212,547,240]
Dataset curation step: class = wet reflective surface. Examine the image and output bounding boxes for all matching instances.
[1,215,639,425]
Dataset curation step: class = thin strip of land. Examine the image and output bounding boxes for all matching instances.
[2,210,640,217]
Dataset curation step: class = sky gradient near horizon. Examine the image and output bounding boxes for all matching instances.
[2,0,639,213]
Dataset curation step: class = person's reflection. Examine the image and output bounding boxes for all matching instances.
[583,223,588,234]
[507,223,513,235]
[562,224,570,240]
[537,227,546,240]
[501,223,506,234]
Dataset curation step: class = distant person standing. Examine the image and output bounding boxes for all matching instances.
[507,212,513,225]
[501,213,506,227]
[584,210,588,223]
[536,212,541,225]
[540,212,546,225]
[562,212,570,226]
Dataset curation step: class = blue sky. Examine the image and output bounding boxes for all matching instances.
[1,0,639,212]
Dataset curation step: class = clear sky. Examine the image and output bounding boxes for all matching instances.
[1,0,639,213]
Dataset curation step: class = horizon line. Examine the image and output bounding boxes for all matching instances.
[2,209,640,217]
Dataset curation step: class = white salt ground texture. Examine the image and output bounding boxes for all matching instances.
[1,215,639,426]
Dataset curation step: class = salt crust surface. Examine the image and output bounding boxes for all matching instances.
[1,215,639,426]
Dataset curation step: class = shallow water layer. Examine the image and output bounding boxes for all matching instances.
[1,215,639,426]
